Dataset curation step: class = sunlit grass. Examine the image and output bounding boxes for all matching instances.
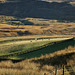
[0,37,72,56]
[0,40,51,55]
[0,37,74,61]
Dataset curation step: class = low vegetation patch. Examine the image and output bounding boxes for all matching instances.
[0,46,75,75]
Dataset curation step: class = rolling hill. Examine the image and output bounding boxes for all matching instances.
[41,0,75,2]
[0,0,75,2]
[0,0,75,21]
[0,0,75,36]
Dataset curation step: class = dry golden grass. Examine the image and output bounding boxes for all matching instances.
[0,46,75,75]
[0,18,75,37]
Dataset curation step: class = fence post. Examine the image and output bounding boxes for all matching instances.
[63,65,65,75]
[55,66,57,75]
[44,73,46,75]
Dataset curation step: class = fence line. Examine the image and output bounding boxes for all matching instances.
[54,65,75,75]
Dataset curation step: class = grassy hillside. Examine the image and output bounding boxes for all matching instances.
[0,0,75,2]
[0,37,73,58]
[43,0,75,2]
[0,0,75,21]
[0,39,52,56]
[0,46,75,75]
[0,0,75,36]
[0,21,75,36]
[7,38,75,60]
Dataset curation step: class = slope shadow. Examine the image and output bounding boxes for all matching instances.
[31,53,75,69]
[0,39,75,63]
[65,66,75,75]
[9,19,34,25]
[0,1,75,21]
[11,39,75,61]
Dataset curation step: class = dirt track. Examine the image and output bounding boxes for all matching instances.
[0,37,73,47]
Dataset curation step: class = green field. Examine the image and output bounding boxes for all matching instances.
[0,37,74,60]
[0,36,75,75]
[7,38,75,60]
[0,40,51,55]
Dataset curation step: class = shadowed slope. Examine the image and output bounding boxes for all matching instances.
[0,1,75,21]
[7,39,75,60]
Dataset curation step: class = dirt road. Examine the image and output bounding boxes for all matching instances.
[0,37,73,47]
